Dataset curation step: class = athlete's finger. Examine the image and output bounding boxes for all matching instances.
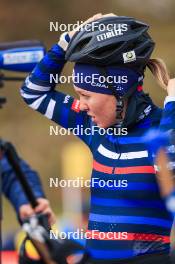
[42,208,56,225]
[102,13,117,17]
[34,198,50,213]
[19,205,35,220]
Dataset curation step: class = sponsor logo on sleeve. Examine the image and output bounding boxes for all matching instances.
[63,95,71,104]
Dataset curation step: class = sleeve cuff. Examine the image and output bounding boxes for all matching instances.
[58,32,70,52]
[164,96,175,107]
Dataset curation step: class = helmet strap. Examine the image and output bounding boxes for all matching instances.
[99,67,125,127]
[115,97,125,128]
[100,67,142,128]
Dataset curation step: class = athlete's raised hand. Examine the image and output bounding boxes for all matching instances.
[19,198,56,226]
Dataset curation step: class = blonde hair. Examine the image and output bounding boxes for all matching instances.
[147,58,170,90]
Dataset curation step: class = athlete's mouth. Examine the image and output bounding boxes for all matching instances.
[87,113,95,118]
[87,113,98,123]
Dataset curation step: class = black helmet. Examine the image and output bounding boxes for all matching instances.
[65,16,155,73]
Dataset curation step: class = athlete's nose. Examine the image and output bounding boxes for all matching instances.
[79,102,89,111]
[79,98,89,111]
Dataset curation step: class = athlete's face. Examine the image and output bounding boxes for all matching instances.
[74,86,118,128]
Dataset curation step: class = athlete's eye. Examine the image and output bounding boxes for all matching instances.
[82,94,90,98]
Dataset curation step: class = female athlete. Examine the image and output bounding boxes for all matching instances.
[20,13,175,264]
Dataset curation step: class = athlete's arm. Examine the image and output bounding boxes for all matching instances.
[20,14,116,147]
[2,156,45,214]
[152,77,175,216]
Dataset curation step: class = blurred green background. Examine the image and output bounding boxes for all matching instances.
[1,0,175,244]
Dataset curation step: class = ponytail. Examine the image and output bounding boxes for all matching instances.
[147,58,170,90]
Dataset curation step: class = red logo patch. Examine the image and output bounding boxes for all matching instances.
[71,99,80,113]
[137,85,143,92]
